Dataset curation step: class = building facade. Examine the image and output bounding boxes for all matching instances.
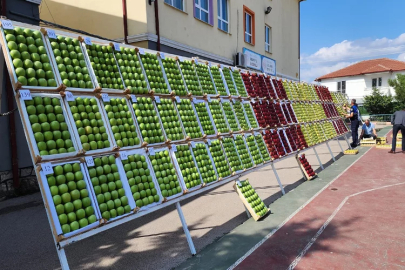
[40,0,303,80]
[316,58,405,105]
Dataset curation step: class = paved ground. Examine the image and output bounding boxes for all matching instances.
[236,130,405,269]
[0,134,349,269]
[177,127,395,270]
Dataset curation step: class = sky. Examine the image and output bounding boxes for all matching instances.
[300,0,405,83]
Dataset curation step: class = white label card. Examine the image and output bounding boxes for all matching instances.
[85,156,95,167]
[207,139,211,145]
[1,20,13,30]
[233,134,237,140]
[41,163,54,175]
[131,95,137,103]
[149,147,155,156]
[231,67,235,72]
[160,53,165,59]
[220,64,224,69]
[47,29,57,39]
[138,48,145,55]
[194,59,198,65]
[175,96,181,103]
[207,96,211,102]
[236,180,242,187]
[84,37,92,45]
[65,91,75,102]
[192,98,197,104]
[244,133,249,138]
[155,96,161,103]
[101,93,110,102]
[172,144,177,152]
[262,130,266,135]
[254,132,260,136]
[20,90,32,100]
[120,151,128,160]
[114,43,121,51]
[191,141,196,148]
[178,56,183,62]
[251,100,255,104]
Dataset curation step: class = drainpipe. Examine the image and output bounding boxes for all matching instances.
[122,0,128,44]
[154,0,161,51]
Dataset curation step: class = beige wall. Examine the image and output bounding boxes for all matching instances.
[40,0,300,78]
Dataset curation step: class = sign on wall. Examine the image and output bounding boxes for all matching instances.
[242,48,276,76]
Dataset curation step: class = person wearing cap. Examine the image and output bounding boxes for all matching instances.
[360,119,377,140]
[389,107,405,153]
[345,99,360,148]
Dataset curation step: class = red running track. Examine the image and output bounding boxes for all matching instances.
[236,141,405,270]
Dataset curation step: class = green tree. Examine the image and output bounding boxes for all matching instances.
[363,88,395,114]
[388,73,405,105]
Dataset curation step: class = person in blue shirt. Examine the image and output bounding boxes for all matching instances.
[359,119,377,140]
[345,99,360,148]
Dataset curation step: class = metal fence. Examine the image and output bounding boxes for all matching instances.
[368,114,393,122]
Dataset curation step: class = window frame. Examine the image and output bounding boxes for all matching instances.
[337,81,341,91]
[195,0,210,24]
[243,6,255,45]
[164,0,185,11]
[217,0,229,32]
[265,25,271,53]
[372,78,377,88]
[341,81,346,94]
[378,77,382,87]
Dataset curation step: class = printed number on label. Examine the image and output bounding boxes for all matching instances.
[101,93,110,102]
[42,163,54,175]
[65,91,75,102]
[131,95,137,103]
[114,43,121,51]
[47,29,57,39]
[120,151,128,160]
[1,20,13,30]
[84,37,92,45]
[85,156,95,167]
[20,90,32,100]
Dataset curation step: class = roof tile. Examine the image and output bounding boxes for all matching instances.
[316,58,405,81]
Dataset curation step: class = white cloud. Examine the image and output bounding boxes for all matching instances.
[301,33,405,82]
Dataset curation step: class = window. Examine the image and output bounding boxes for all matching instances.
[217,0,228,32]
[243,6,255,45]
[195,0,210,24]
[265,25,271,52]
[372,78,377,88]
[164,0,184,11]
[337,81,346,93]
[378,77,382,86]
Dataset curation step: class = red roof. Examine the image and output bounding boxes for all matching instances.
[315,58,405,81]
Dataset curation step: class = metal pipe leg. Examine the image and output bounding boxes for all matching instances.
[337,138,344,152]
[176,202,196,255]
[271,162,285,195]
[244,205,252,218]
[313,147,324,170]
[56,246,70,270]
[344,134,352,149]
[326,142,336,162]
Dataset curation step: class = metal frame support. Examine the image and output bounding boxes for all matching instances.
[313,147,324,170]
[271,162,285,195]
[336,138,344,152]
[344,134,352,149]
[176,202,196,255]
[326,142,336,162]
[56,246,70,270]
[244,205,252,218]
